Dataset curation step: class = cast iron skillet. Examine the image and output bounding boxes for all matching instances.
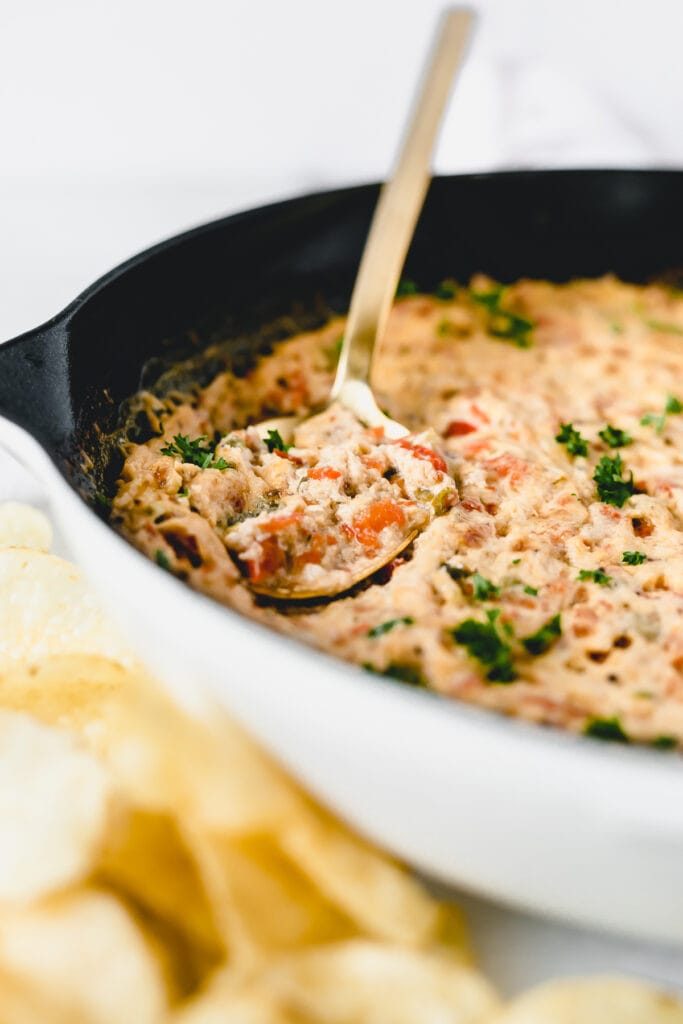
[3,170,683,947]
[1,169,682,506]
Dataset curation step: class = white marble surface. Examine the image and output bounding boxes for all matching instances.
[1,0,682,997]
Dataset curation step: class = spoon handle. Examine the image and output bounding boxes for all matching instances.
[331,7,475,395]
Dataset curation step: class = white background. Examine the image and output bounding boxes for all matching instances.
[1,0,683,996]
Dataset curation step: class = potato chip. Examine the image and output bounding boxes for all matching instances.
[95,804,226,963]
[0,888,168,1023]
[0,652,303,832]
[0,549,133,670]
[197,941,499,1024]
[173,979,285,1024]
[486,976,683,1023]
[279,811,441,947]
[0,502,52,552]
[194,831,356,956]
[0,710,114,903]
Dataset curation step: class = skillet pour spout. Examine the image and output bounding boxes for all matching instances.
[1,172,683,950]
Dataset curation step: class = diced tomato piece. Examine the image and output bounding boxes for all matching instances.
[308,466,342,480]
[245,536,285,582]
[258,511,304,534]
[396,440,448,474]
[361,455,385,473]
[485,454,527,486]
[444,420,477,437]
[350,500,406,549]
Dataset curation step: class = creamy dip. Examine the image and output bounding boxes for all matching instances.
[112,275,683,748]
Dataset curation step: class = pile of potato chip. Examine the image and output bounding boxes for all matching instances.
[0,499,681,1023]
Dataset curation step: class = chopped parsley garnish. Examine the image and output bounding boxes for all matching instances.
[645,319,683,336]
[451,609,517,684]
[396,278,418,297]
[622,550,646,565]
[434,279,457,300]
[640,394,683,434]
[264,429,292,453]
[443,564,470,582]
[470,284,504,312]
[155,549,171,571]
[652,735,677,750]
[584,716,630,743]
[523,584,538,596]
[471,573,500,601]
[555,423,588,457]
[489,311,534,348]
[470,283,534,347]
[367,616,415,638]
[593,454,637,507]
[363,662,426,687]
[160,434,233,470]
[577,568,613,586]
[598,425,633,448]
[521,614,562,656]
[511,558,521,565]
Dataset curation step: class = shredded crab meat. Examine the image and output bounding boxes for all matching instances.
[112,275,683,748]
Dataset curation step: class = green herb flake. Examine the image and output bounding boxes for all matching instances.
[555,423,588,457]
[640,411,666,434]
[264,429,292,453]
[367,616,415,639]
[155,549,171,571]
[521,614,562,656]
[470,284,534,347]
[451,609,517,684]
[160,434,232,470]
[443,564,470,582]
[646,319,683,336]
[640,394,683,434]
[584,716,630,743]
[598,425,633,448]
[511,558,521,565]
[396,278,418,297]
[622,550,646,565]
[652,735,677,750]
[593,454,637,507]
[363,662,426,687]
[470,284,505,312]
[523,584,538,596]
[434,279,457,300]
[488,311,534,348]
[577,568,613,586]
[471,573,500,601]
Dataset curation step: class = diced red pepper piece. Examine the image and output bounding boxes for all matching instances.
[258,511,304,534]
[245,535,285,582]
[349,500,407,550]
[309,466,342,480]
[444,420,477,437]
[396,440,448,474]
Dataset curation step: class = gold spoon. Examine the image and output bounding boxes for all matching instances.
[248,8,475,601]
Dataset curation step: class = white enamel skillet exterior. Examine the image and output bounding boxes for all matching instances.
[1,412,682,946]
[1,170,683,947]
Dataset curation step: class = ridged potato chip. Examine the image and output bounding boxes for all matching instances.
[0,502,52,552]
[0,710,114,903]
[0,888,168,1024]
[484,976,683,1023]
[180,941,499,1024]
[280,811,442,947]
[0,549,132,670]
